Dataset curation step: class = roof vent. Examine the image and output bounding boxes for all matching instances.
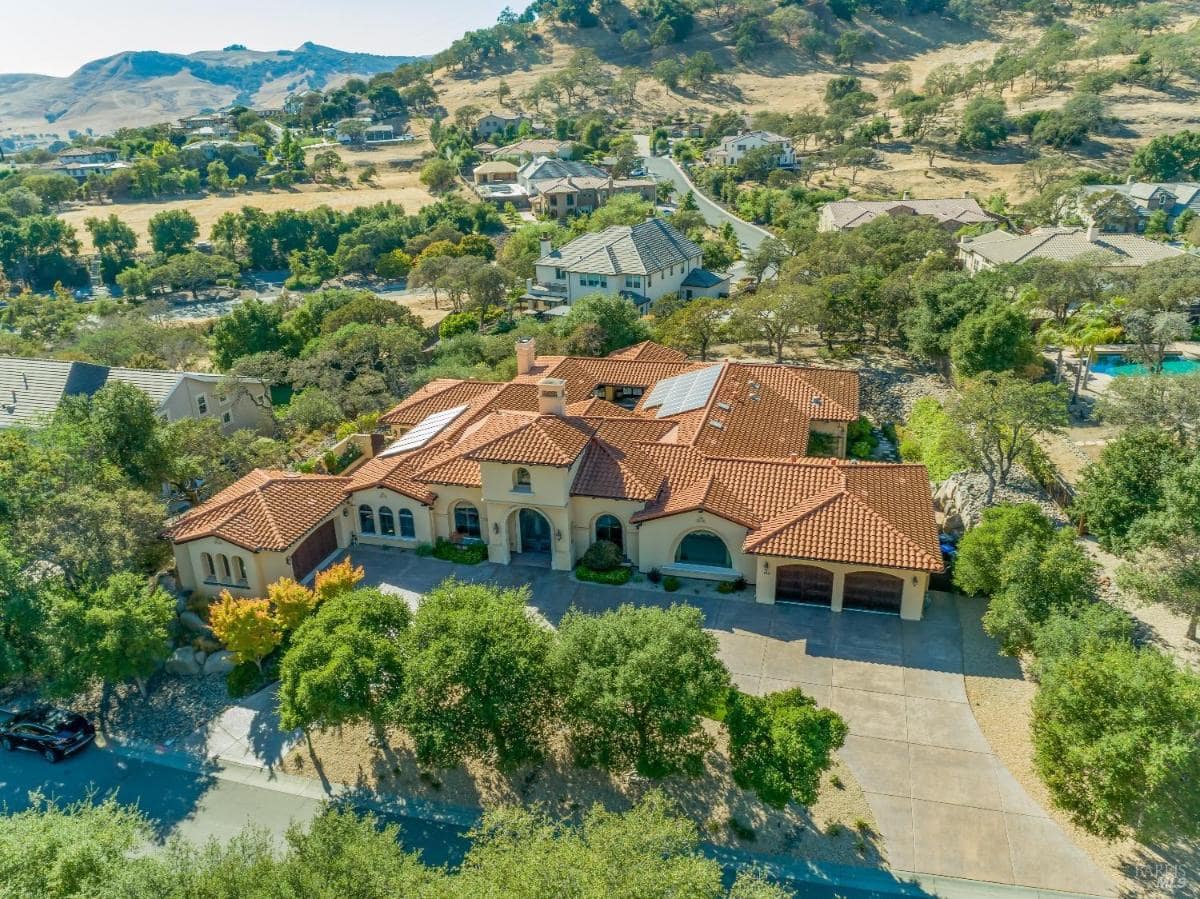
[748,380,761,390]
[709,419,724,430]
[716,402,731,411]
[811,396,822,406]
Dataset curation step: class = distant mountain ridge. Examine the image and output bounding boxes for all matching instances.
[0,42,419,136]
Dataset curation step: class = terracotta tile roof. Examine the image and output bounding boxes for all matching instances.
[345,449,439,504]
[169,470,349,551]
[467,414,594,467]
[413,414,532,486]
[571,439,665,501]
[380,379,503,428]
[606,341,689,363]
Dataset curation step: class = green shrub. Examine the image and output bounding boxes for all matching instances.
[415,542,434,557]
[900,397,970,481]
[580,540,623,572]
[439,311,478,340]
[431,538,488,565]
[574,564,632,585]
[846,416,878,460]
[954,504,1055,597]
[717,581,736,594]
[647,568,662,583]
[806,432,836,457]
[726,687,848,808]
[663,576,680,592]
[226,658,278,698]
[1031,603,1135,679]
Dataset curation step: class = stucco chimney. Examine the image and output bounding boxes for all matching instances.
[537,377,567,416]
[1086,221,1097,242]
[516,338,537,376]
[539,235,552,257]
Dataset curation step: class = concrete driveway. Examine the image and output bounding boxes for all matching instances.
[350,547,1114,896]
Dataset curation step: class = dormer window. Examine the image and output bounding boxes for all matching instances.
[514,467,532,492]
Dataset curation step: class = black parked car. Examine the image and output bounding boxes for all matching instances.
[0,706,95,762]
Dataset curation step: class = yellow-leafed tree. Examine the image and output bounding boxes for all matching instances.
[209,592,282,670]
[269,577,318,631]
[313,557,365,602]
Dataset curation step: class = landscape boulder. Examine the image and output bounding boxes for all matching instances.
[179,610,215,639]
[203,650,237,677]
[165,647,202,677]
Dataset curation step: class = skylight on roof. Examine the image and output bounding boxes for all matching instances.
[642,365,721,419]
[380,404,469,457]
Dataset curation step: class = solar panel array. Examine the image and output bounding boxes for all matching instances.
[642,365,721,419]
[379,404,469,457]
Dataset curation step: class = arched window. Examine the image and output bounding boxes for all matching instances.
[201,552,215,581]
[595,514,623,551]
[234,556,248,585]
[378,506,395,537]
[359,504,376,534]
[398,509,416,539]
[675,531,731,569]
[454,503,481,539]
[218,554,232,581]
[514,467,532,492]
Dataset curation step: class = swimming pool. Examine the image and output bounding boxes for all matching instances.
[1090,353,1200,376]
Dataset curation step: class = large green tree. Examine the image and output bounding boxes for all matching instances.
[1033,641,1200,841]
[400,578,557,770]
[211,298,290,370]
[147,208,199,257]
[552,604,729,777]
[279,587,411,741]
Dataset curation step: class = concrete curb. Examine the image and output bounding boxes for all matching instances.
[660,154,774,243]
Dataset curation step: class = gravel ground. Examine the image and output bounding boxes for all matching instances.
[0,672,236,746]
[282,720,884,867]
[958,596,1199,898]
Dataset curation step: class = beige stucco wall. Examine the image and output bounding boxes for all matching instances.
[809,420,849,458]
[174,507,351,598]
[636,511,755,584]
[349,487,434,549]
[569,497,645,566]
[431,485,492,544]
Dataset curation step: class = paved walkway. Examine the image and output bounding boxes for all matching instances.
[349,547,1115,897]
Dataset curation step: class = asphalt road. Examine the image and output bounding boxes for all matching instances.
[635,134,773,263]
[2,745,1067,897]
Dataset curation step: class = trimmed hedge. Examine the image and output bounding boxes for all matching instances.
[431,538,488,565]
[575,564,632,585]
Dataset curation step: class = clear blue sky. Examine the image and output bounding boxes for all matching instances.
[2,0,510,76]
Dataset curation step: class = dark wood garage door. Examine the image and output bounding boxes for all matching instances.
[291,519,338,581]
[776,564,834,606]
[843,572,904,614]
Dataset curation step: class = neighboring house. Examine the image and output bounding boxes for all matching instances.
[522,219,729,313]
[181,139,262,159]
[177,113,235,136]
[490,138,574,162]
[52,146,127,181]
[56,146,118,166]
[819,197,994,233]
[475,110,527,140]
[0,357,273,434]
[958,225,1184,273]
[334,118,396,144]
[530,175,657,221]
[473,160,520,185]
[170,339,942,619]
[1075,182,1200,233]
[517,156,608,192]
[705,130,795,168]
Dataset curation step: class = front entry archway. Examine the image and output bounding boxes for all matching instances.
[516,508,552,556]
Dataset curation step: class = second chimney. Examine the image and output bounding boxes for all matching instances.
[516,337,537,376]
[537,377,566,417]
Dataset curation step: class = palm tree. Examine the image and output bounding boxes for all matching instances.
[1066,304,1122,400]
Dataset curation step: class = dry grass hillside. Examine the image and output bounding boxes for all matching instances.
[429,2,1200,201]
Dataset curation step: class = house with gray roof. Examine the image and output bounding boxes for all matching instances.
[0,357,273,433]
[958,226,1185,273]
[522,219,728,313]
[819,197,994,232]
[1075,182,1200,233]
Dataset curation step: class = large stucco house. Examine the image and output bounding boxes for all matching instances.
[957,225,1184,273]
[522,219,729,313]
[818,197,994,233]
[169,340,941,620]
[705,130,795,168]
[0,356,273,433]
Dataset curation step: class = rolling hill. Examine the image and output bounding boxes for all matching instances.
[0,43,420,137]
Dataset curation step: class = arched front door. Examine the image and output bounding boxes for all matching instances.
[843,571,905,613]
[518,508,552,554]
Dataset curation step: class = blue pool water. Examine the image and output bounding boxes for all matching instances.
[1090,353,1200,376]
